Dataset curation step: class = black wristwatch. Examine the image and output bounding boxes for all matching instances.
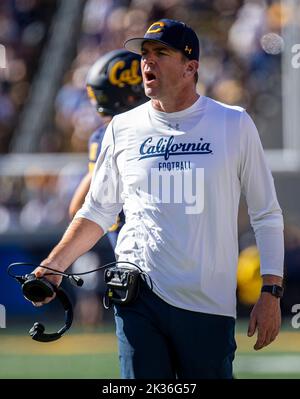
[261,285,284,298]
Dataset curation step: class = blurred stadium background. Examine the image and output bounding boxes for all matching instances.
[0,0,300,379]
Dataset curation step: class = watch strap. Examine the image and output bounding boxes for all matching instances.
[261,284,283,298]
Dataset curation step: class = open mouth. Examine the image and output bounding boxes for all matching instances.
[144,71,157,83]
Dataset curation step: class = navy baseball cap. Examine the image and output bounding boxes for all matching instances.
[124,19,199,61]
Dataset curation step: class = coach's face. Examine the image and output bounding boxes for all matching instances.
[141,41,193,100]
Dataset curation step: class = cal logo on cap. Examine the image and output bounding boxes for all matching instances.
[146,21,165,34]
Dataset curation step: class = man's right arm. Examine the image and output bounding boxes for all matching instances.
[33,217,104,304]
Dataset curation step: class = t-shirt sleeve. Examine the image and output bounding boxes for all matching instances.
[239,111,284,277]
[75,120,124,233]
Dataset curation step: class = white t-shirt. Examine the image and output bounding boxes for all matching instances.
[76,95,284,318]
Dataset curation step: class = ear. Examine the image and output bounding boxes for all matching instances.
[183,60,199,79]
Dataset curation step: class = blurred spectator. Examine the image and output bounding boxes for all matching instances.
[0,0,58,153]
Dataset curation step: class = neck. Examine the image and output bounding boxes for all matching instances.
[151,91,199,113]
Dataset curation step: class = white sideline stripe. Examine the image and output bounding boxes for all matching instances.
[234,355,300,373]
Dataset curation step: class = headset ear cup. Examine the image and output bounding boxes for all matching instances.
[22,276,55,302]
[29,322,45,337]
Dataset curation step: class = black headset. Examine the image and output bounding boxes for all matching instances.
[8,263,84,343]
[22,274,73,342]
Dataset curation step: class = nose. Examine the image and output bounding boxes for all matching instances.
[142,53,155,67]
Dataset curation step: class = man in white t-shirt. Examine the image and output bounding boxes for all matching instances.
[32,19,284,379]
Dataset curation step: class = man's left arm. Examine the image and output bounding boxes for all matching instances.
[239,111,284,350]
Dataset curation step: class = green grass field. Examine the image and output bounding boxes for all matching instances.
[1,320,299,379]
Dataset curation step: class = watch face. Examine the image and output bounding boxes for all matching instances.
[273,285,284,298]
